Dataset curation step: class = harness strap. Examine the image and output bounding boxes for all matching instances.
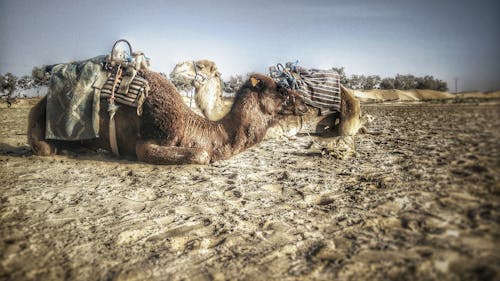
[108,65,122,156]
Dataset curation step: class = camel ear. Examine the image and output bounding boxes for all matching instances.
[209,64,218,74]
[196,62,205,69]
[250,77,260,87]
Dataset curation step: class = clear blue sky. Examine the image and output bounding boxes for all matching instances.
[1,0,499,91]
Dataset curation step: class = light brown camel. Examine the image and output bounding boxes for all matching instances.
[171,60,229,121]
[27,71,307,164]
[171,60,373,139]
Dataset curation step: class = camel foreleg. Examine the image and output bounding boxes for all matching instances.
[28,96,57,156]
[136,141,210,165]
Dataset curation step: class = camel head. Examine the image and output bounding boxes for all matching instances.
[170,60,221,88]
[241,74,308,116]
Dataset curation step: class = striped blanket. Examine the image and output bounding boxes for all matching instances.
[296,69,341,115]
[269,64,342,115]
[98,73,149,116]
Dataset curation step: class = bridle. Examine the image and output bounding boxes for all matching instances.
[192,61,209,86]
[277,84,298,109]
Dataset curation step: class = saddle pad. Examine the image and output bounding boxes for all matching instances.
[99,73,149,115]
[45,56,104,140]
[298,69,341,115]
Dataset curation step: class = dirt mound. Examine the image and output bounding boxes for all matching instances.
[456,91,500,99]
[354,89,454,102]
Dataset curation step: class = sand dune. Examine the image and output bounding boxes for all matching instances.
[455,90,500,99]
[354,89,455,102]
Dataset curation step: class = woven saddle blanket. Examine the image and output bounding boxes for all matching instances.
[296,69,341,115]
[270,64,342,115]
[45,56,148,140]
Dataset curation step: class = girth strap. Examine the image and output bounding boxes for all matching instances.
[108,103,120,156]
[108,65,122,156]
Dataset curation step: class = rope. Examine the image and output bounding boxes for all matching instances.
[109,65,122,105]
[189,88,194,108]
[192,60,199,81]
[190,61,200,108]
[108,64,122,156]
[269,60,301,90]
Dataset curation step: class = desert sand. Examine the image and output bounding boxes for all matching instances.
[352,89,500,103]
[353,89,454,102]
[0,96,499,280]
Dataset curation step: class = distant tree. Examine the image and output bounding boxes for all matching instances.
[32,66,51,87]
[1,73,17,95]
[331,66,350,86]
[316,67,447,92]
[224,74,246,93]
[17,75,35,91]
[167,72,194,93]
[394,74,416,90]
[415,77,425,89]
[413,75,448,91]
[415,75,433,90]
[349,74,363,90]
[1,73,18,107]
[380,77,395,89]
[363,75,381,90]
[436,79,448,91]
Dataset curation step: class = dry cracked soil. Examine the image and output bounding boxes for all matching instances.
[0,100,499,281]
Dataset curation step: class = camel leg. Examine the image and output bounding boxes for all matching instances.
[356,114,375,134]
[136,141,210,165]
[338,86,362,136]
[27,96,57,156]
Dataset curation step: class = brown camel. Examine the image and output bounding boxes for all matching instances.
[28,71,307,164]
[171,60,373,138]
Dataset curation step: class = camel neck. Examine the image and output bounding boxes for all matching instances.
[195,77,226,121]
[218,92,276,152]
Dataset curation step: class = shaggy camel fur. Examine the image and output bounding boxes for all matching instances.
[171,60,228,121]
[28,71,307,164]
[170,60,372,138]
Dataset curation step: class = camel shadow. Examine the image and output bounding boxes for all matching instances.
[0,142,137,164]
[290,151,323,157]
[0,143,32,157]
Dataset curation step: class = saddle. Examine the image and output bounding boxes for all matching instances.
[269,61,342,115]
[93,39,150,115]
[44,39,150,154]
[93,39,151,155]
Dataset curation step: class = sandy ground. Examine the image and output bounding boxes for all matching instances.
[1,100,499,281]
[353,89,454,102]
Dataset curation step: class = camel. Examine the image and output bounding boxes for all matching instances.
[170,60,373,139]
[28,71,307,164]
[171,60,229,121]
